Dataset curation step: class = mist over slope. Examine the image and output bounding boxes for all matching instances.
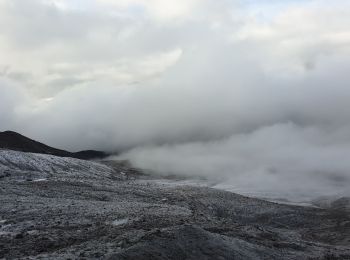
[1,0,350,200]
[118,122,350,202]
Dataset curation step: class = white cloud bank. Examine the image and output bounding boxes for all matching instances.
[1,0,350,200]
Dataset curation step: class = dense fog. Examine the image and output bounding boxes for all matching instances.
[1,0,350,201]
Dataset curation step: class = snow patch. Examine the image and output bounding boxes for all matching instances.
[111,218,129,226]
[33,178,47,182]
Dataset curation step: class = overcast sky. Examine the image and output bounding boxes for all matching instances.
[1,0,350,200]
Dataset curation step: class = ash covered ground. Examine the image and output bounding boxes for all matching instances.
[0,149,349,259]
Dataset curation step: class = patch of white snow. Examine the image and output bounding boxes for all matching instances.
[111,218,129,226]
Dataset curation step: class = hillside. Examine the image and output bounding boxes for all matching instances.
[0,131,107,160]
[0,149,349,259]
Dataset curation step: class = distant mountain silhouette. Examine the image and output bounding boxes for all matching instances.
[0,131,107,160]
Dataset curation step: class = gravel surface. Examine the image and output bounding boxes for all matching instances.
[0,150,349,259]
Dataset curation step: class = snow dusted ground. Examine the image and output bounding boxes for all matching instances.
[1,148,348,209]
[0,149,350,259]
[136,177,350,209]
[0,149,115,182]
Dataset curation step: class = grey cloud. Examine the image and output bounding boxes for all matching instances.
[1,0,350,201]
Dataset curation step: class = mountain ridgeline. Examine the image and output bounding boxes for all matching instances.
[0,131,107,160]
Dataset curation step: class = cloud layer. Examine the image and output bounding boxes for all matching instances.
[1,0,350,201]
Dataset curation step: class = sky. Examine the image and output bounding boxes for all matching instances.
[1,0,350,201]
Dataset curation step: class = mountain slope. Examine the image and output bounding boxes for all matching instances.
[0,149,115,182]
[0,131,107,160]
[0,150,349,259]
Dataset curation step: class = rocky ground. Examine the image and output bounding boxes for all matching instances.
[0,149,350,259]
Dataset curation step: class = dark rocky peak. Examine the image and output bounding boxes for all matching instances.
[0,130,107,160]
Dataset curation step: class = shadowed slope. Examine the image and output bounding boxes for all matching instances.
[0,131,107,160]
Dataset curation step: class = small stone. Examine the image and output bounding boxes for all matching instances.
[15,233,24,239]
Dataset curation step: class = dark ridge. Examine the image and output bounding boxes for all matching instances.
[74,150,108,160]
[0,131,108,160]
